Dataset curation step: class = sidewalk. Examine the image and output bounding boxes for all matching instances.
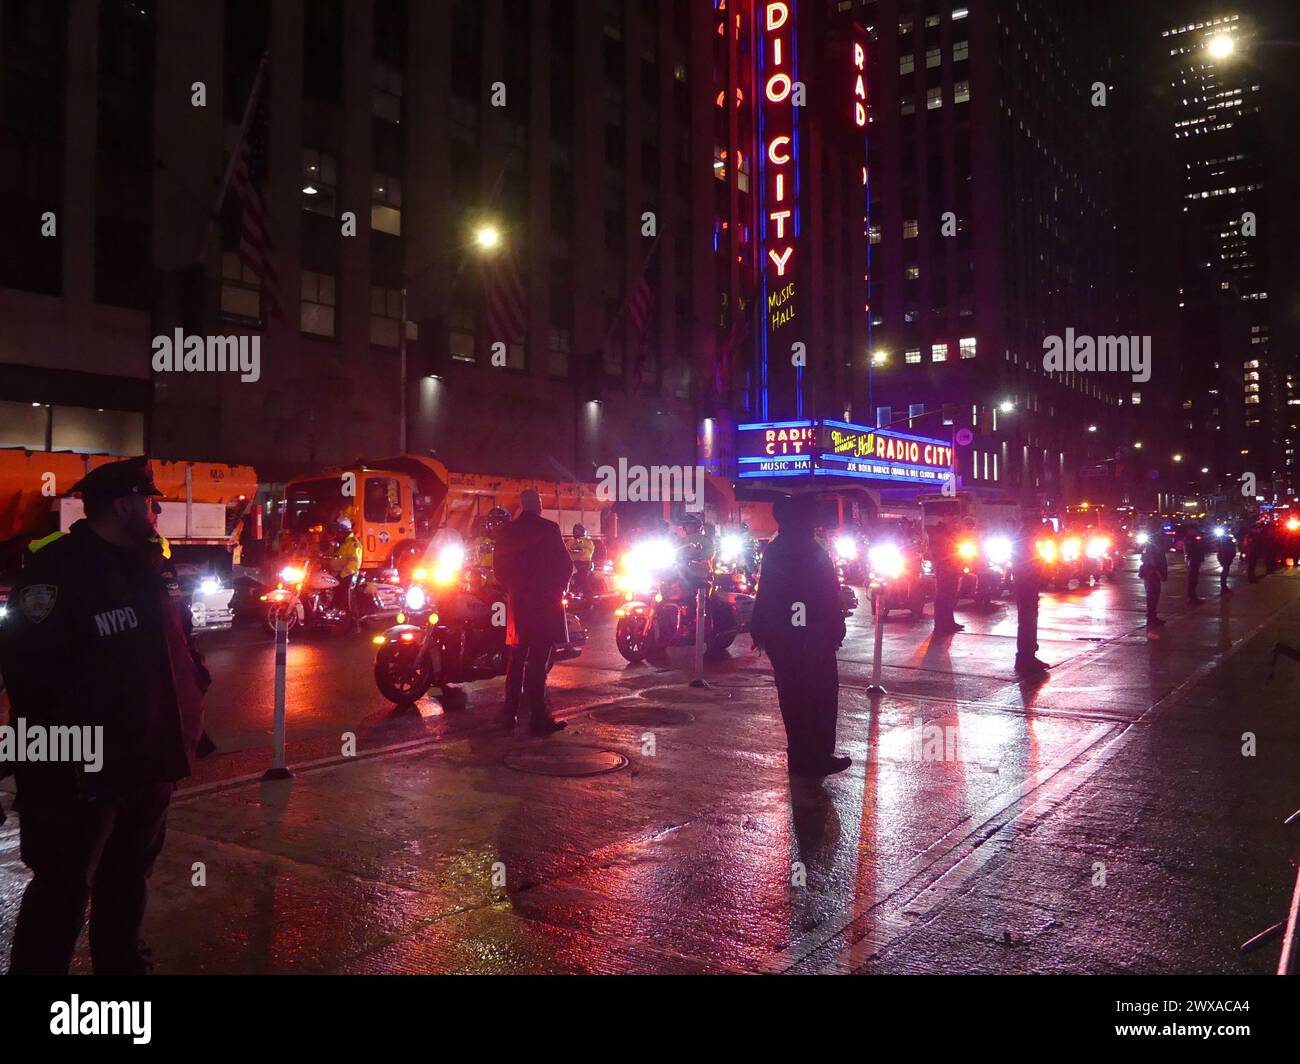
[2,574,1299,974]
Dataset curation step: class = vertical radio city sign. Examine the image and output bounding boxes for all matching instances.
[759,0,803,420]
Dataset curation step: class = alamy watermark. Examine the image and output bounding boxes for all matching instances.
[151,329,261,383]
[595,459,704,508]
[0,718,104,772]
[1042,328,1150,383]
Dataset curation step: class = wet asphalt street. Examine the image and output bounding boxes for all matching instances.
[3,552,1299,973]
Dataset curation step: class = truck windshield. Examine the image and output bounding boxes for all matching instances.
[285,480,348,534]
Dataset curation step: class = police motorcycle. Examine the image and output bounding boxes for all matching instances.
[830,529,869,587]
[372,540,586,707]
[977,534,1015,606]
[260,555,403,636]
[614,532,753,663]
[865,537,933,621]
[564,525,617,616]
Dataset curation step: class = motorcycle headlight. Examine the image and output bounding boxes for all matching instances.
[1136,531,1150,545]
[983,536,1012,567]
[868,543,904,581]
[199,577,221,595]
[720,534,743,562]
[834,535,858,561]
[405,585,427,610]
[280,565,305,584]
[1213,526,1226,538]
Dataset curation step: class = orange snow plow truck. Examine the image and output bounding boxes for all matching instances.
[0,448,258,631]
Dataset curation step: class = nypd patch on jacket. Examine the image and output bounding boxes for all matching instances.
[0,520,208,794]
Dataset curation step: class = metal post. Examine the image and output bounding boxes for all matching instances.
[866,590,886,694]
[398,286,408,455]
[689,586,709,688]
[263,617,293,780]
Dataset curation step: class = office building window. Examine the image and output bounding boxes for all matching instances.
[905,265,920,280]
[221,251,263,322]
[903,219,919,238]
[302,148,338,215]
[876,406,892,428]
[905,348,921,364]
[901,95,915,115]
[370,285,401,347]
[373,60,402,123]
[371,172,402,235]
[926,86,943,110]
[908,403,925,425]
[301,270,337,337]
[926,47,941,69]
[954,80,971,104]
[954,39,969,62]
[959,336,976,359]
[900,53,915,74]
[931,342,948,362]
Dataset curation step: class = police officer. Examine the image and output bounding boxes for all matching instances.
[1243,520,1263,583]
[1215,528,1237,595]
[751,495,851,777]
[567,523,596,605]
[1184,522,1207,604]
[472,506,511,570]
[0,457,209,974]
[1011,517,1050,675]
[1139,523,1169,627]
[929,520,964,636]
[326,516,364,629]
[680,513,715,583]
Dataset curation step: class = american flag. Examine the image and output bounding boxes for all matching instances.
[714,291,752,397]
[479,250,528,344]
[228,61,282,320]
[628,278,655,392]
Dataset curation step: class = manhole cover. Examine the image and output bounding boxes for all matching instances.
[502,747,628,777]
[591,705,696,727]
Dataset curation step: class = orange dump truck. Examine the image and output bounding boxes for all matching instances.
[0,448,258,630]
[278,456,608,572]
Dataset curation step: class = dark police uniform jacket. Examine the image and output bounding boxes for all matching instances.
[751,532,846,651]
[0,520,207,798]
[493,512,573,647]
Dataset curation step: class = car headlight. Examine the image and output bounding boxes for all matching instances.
[983,536,1012,567]
[868,543,904,581]
[834,535,858,561]
[405,585,427,610]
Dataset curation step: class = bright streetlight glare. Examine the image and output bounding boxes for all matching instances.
[474,225,502,251]
[999,400,1014,413]
[1207,34,1235,59]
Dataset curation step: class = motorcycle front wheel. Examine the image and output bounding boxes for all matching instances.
[616,616,654,663]
[374,642,434,705]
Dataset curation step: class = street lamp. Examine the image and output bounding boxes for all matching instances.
[1172,453,1183,463]
[474,224,502,251]
[871,350,889,366]
[1207,34,1235,59]
[999,399,1014,413]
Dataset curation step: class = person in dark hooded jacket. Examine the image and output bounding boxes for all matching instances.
[751,496,851,778]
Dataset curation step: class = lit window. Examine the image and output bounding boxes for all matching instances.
[925,14,940,28]
[301,270,337,338]
[909,403,925,424]
[954,39,969,62]
[926,47,941,69]
[932,343,948,362]
[899,19,913,34]
[905,348,921,364]
[954,80,971,104]
[900,53,915,74]
[869,225,882,244]
[953,7,969,19]
[1131,392,1141,405]
[903,219,919,238]
[371,172,402,236]
[926,86,943,109]
[959,336,976,359]
[905,265,920,280]
[302,148,338,216]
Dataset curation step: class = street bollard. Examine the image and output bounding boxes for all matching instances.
[689,585,709,688]
[263,616,293,781]
[866,589,887,695]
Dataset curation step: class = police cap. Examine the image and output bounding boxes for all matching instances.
[70,456,164,504]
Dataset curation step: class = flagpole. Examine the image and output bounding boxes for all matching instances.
[195,52,270,267]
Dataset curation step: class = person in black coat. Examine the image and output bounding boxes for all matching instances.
[492,489,573,735]
[1139,526,1169,628]
[751,495,851,778]
[1215,529,1237,594]
[928,519,964,636]
[1184,523,1207,604]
